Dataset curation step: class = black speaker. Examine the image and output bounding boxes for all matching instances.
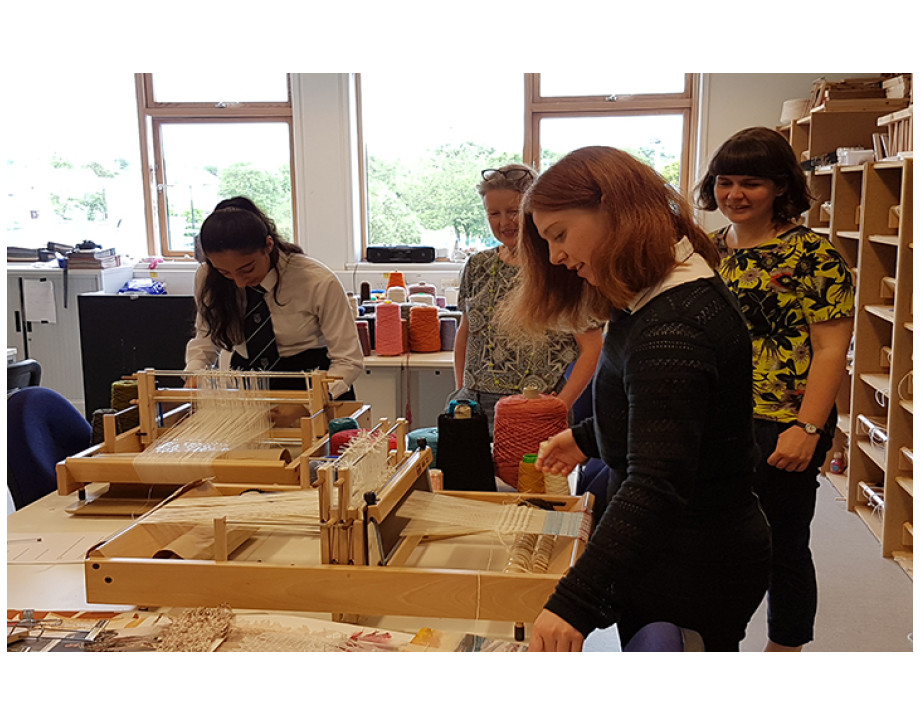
[366,245,436,264]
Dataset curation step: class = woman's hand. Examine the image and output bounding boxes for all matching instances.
[535,428,586,477]
[768,425,820,472]
[528,609,584,652]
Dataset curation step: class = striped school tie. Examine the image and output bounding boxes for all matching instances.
[243,285,280,371]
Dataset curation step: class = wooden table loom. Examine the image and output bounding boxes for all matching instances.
[56,368,373,515]
[82,428,595,631]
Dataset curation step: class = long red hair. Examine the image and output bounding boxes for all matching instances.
[501,146,716,333]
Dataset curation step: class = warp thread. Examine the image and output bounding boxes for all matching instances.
[493,393,568,488]
[409,305,441,352]
[133,372,272,484]
[375,301,404,356]
[329,428,398,456]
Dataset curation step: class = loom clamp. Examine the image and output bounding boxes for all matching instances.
[518,498,567,511]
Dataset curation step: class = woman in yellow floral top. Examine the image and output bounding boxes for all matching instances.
[696,126,855,652]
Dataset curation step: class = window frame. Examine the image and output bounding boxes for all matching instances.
[356,73,699,260]
[524,73,699,194]
[135,73,297,257]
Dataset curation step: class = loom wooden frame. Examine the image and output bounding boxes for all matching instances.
[83,440,594,626]
[56,369,373,512]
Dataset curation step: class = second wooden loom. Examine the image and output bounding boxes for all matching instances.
[57,368,373,515]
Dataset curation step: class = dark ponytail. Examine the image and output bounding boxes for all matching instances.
[197,197,302,350]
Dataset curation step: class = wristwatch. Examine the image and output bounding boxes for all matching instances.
[793,420,820,435]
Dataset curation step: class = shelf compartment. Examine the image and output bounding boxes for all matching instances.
[892,551,913,579]
[868,234,900,246]
[858,480,885,508]
[896,476,913,497]
[856,439,887,470]
[837,411,851,433]
[825,471,848,496]
[854,504,884,541]
[865,304,895,323]
[837,230,861,241]
[899,400,913,415]
[856,413,888,441]
[859,372,890,397]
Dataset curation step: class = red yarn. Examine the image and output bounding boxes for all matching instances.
[492,393,569,488]
[329,428,398,456]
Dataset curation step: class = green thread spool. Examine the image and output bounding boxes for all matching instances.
[328,417,359,436]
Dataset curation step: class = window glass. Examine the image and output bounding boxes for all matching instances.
[360,71,523,258]
[3,72,146,260]
[539,72,686,97]
[158,122,293,253]
[539,114,686,186]
[151,73,289,103]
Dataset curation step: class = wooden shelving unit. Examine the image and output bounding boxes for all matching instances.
[843,157,912,578]
[780,85,913,578]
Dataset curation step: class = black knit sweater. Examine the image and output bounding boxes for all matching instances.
[546,276,764,637]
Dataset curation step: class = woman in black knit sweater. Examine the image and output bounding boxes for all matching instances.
[501,146,770,652]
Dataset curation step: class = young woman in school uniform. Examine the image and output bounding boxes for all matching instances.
[184,197,363,426]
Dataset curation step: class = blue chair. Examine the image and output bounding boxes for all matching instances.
[7,358,42,394]
[7,387,91,510]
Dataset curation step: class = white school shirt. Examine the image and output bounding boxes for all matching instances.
[185,251,364,399]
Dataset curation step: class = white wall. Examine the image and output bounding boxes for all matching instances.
[695,73,884,231]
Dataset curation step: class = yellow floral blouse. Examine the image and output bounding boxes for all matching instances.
[713,225,855,423]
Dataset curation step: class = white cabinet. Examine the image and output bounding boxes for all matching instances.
[7,264,134,414]
[354,353,456,429]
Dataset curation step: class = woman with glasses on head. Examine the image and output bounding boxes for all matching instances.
[696,127,855,652]
[502,146,770,651]
[451,163,603,436]
[185,196,364,425]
